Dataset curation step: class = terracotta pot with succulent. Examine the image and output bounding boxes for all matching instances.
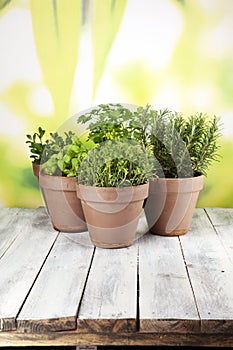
[142,109,221,236]
[76,104,154,248]
[39,132,90,233]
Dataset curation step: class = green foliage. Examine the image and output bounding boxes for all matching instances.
[149,110,221,178]
[78,103,153,148]
[77,140,155,187]
[26,127,47,164]
[41,133,92,177]
[78,103,134,143]
[78,103,221,179]
[41,130,74,165]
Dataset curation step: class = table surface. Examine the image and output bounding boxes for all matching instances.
[0,207,233,347]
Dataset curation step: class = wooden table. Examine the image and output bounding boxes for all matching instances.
[0,207,233,347]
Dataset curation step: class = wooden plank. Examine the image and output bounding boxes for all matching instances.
[17,231,94,333]
[0,208,21,258]
[0,207,57,332]
[180,208,233,333]
[77,243,138,333]
[205,208,233,226]
[2,330,233,347]
[139,233,199,333]
[205,208,233,264]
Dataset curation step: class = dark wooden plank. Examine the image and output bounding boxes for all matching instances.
[77,244,138,333]
[0,207,57,332]
[180,208,233,333]
[17,231,94,333]
[139,233,199,333]
[2,330,233,347]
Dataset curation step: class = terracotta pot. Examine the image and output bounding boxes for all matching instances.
[144,175,204,236]
[32,163,40,178]
[32,163,51,216]
[76,183,149,248]
[39,174,87,233]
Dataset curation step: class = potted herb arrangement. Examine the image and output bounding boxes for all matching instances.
[143,109,221,236]
[77,104,154,248]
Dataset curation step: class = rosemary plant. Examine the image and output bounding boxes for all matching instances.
[149,110,221,178]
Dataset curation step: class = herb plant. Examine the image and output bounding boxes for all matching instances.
[77,140,155,187]
[77,103,221,180]
[26,127,48,164]
[149,110,221,178]
[41,133,92,177]
[77,103,157,148]
[78,103,135,143]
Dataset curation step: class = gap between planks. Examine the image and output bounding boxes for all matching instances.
[15,231,60,327]
[178,235,201,322]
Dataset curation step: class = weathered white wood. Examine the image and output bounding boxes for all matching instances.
[17,231,94,333]
[77,244,138,333]
[205,208,233,264]
[0,207,57,331]
[139,232,199,333]
[205,208,233,226]
[180,208,233,333]
[0,208,21,258]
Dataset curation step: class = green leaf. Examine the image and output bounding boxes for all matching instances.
[30,0,82,121]
[0,0,11,11]
[92,0,127,96]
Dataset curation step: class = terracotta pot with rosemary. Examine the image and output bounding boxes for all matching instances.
[142,108,221,236]
[76,104,154,248]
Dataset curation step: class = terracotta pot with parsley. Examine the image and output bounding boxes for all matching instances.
[76,104,154,248]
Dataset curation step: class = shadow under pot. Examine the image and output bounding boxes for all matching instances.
[144,175,204,236]
[76,183,149,249]
[39,173,87,233]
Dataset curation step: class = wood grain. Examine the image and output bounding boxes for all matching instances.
[77,243,138,333]
[180,208,233,333]
[0,207,57,331]
[1,207,233,347]
[205,208,233,264]
[17,231,94,333]
[0,208,21,258]
[1,330,233,347]
[139,232,199,333]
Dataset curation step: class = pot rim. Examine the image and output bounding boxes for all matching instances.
[39,173,76,191]
[148,174,204,193]
[76,182,149,203]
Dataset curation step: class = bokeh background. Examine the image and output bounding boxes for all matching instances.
[0,0,233,208]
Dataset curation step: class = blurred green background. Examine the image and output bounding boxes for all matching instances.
[0,0,233,208]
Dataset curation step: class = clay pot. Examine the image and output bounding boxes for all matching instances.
[32,163,51,216]
[76,183,149,248]
[32,163,40,178]
[144,175,204,236]
[39,174,87,233]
